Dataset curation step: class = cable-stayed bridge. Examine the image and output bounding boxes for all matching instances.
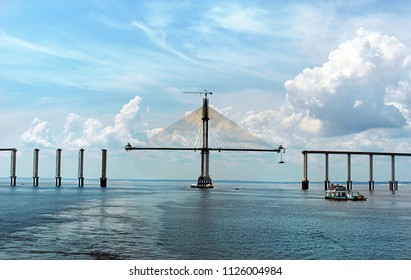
[125,91,284,188]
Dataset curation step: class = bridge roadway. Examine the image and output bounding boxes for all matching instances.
[125,146,281,152]
[302,150,411,191]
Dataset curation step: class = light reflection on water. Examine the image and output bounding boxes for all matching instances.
[0,179,411,259]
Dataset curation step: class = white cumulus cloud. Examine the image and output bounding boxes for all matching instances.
[283,28,410,136]
[20,118,56,148]
[111,95,142,141]
[21,96,143,150]
[63,96,143,149]
[385,80,411,126]
[237,29,411,155]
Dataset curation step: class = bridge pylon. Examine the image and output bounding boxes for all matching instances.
[192,93,213,188]
[125,90,284,188]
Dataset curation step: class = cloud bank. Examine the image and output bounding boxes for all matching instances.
[20,118,56,148]
[241,29,411,152]
[285,28,410,135]
[20,96,142,149]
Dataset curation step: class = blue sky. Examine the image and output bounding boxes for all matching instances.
[2,0,411,183]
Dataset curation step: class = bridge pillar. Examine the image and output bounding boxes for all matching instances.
[56,148,62,187]
[389,155,398,191]
[100,149,107,187]
[368,154,374,190]
[33,148,39,187]
[10,149,17,186]
[78,148,84,187]
[324,153,330,190]
[302,152,309,189]
[346,154,352,190]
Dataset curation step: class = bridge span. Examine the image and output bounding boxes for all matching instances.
[302,150,411,191]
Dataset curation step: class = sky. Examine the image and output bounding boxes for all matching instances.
[2,0,411,183]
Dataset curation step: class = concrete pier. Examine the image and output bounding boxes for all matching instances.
[10,149,17,186]
[100,149,107,187]
[302,151,309,189]
[55,148,62,187]
[78,148,84,187]
[324,153,330,190]
[346,154,352,190]
[389,155,398,191]
[33,148,39,187]
[369,155,375,190]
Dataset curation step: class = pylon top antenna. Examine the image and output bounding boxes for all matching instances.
[183,90,213,98]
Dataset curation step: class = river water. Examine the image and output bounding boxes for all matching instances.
[0,179,410,260]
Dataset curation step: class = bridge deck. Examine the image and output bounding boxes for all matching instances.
[302,150,411,157]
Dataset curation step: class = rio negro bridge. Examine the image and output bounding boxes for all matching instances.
[125,91,284,188]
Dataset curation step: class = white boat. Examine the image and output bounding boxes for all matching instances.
[191,183,213,188]
[325,184,367,201]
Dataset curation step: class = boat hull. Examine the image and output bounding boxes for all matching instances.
[325,196,367,201]
[191,183,213,189]
[325,185,367,201]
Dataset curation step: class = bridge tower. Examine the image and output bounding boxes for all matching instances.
[125,90,284,188]
[197,93,213,188]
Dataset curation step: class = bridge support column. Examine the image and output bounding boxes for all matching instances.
[369,181,375,191]
[389,181,398,191]
[324,153,330,190]
[302,152,309,189]
[368,155,374,190]
[389,155,398,191]
[100,149,107,187]
[302,180,309,190]
[55,148,62,187]
[346,154,352,190]
[196,149,213,188]
[33,148,39,187]
[10,149,17,186]
[78,148,84,187]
